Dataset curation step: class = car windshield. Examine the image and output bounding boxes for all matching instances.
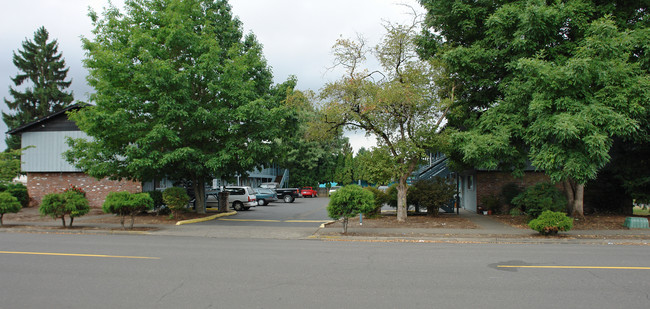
[256,188,273,194]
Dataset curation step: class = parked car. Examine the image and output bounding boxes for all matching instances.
[253,188,277,206]
[223,186,257,211]
[260,182,299,203]
[328,186,341,196]
[300,187,318,198]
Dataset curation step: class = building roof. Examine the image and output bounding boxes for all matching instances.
[6,103,89,135]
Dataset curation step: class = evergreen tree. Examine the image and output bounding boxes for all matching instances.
[3,26,73,150]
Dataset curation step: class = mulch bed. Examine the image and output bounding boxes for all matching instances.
[325,213,479,229]
[1,206,218,228]
[491,213,642,230]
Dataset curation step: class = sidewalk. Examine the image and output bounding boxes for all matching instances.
[311,209,650,245]
[2,209,649,245]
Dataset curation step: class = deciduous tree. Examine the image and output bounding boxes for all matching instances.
[419,0,649,216]
[65,0,289,213]
[320,17,449,222]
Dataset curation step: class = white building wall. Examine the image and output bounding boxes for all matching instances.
[21,131,89,172]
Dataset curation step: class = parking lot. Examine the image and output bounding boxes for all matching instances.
[201,196,331,228]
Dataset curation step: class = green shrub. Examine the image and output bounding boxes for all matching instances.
[0,183,29,208]
[162,187,189,219]
[146,190,164,209]
[328,185,375,233]
[39,190,90,228]
[500,182,523,210]
[410,178,456,216]
[481,194,502,214]
[512,182,567,219]
[103,191,154,229]
[0,192,22,226]
[386,184,417,210]
[363,186,389,218]
[529,210,573,235]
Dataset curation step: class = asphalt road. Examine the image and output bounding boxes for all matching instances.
[202,196,332,227]
[1,233,649,309]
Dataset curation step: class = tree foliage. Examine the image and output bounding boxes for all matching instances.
[3,26,73,150]
[65,0,290,213]
[419,0,650,217]
[327,185,374,233]
[103,191,154,229]
[320,16,449,222]
[271,79,346,188]
[39,190,89,227]
[0,192,22,226]
[0,149,23,182]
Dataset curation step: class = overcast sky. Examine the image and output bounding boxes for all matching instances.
[1,0,425,151]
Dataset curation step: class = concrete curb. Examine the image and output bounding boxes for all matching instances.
[175,211,237,225]
[307,234,650,245]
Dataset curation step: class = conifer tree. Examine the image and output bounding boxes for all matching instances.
[3,26,73,150]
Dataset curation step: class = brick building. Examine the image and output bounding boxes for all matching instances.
[7,104,141,208]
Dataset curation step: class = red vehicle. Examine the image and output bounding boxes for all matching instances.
[300,187,318,198]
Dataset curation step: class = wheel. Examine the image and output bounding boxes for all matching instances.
[258,199,266,206]
[283,195,294,203]
[233,202,243,211]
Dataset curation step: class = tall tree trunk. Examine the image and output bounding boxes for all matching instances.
[193,176,206,214]
[61,216,66,227]
[342,217,348,234]
[69,217,74,227]
[563,179,585,218]
[1,214,4,226]
[397,177,408,223]
[563,180,575,214]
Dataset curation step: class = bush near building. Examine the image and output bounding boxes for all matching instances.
[103,191,154,229]
[39,190,90,227]
[0,192,22,226]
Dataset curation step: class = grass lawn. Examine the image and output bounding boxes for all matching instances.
[633,206,649,216]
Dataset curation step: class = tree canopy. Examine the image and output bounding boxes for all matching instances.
[320,16,449,222]
[66,0,291,213]
[418,0,650,216]
[3,26,73,150]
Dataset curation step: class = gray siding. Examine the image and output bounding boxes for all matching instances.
[21,131,89,172]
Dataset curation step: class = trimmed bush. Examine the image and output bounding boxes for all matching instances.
[39,191,90,227]
[328,185,375,233]
[162,187,189,219]
[512,182,566,219]
[103,191,154,229]
[529,210,573,235]
[0,183,29,208]
[363,186,389,218]
[0,192,22,226]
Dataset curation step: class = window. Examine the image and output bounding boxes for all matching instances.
[467,175,473,190]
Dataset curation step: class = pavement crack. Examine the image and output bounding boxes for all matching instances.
[157,280,185,303]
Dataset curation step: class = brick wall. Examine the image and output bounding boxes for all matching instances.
[476,171,556,210]
[26,172,142,208]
